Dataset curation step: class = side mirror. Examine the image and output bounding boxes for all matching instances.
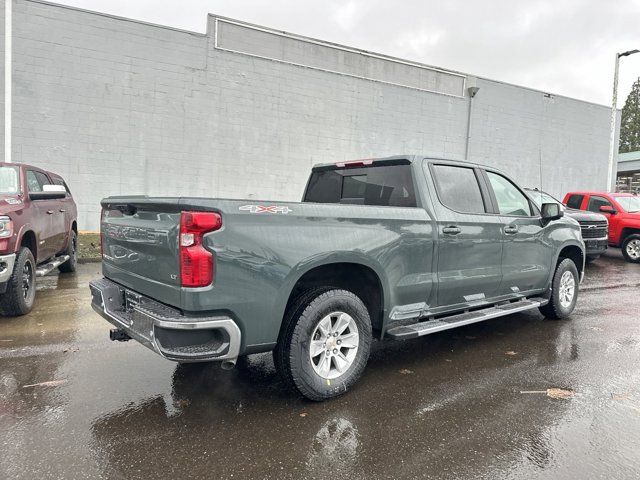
[599,205,616,215]
[29,184,66,201]
[541,202,563,222]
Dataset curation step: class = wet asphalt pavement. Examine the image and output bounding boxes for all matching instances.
[1,251,640,480]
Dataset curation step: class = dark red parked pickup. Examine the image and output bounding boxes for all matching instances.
[0,162,78,315]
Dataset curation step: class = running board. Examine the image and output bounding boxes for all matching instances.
[36,255,70,277]
[386,297,548,340]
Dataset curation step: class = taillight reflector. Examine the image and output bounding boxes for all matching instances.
[179,211,222,287]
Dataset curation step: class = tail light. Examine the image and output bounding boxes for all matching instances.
[179,211,222,287]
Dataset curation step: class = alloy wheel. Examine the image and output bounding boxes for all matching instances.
[626,239,640,260]
[559,270,576,308]
[22,260,34,300]
[309,312,359,380]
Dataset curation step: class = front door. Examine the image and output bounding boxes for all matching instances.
[25,170,58,261]
[427,162,504,310]
[484,170,551,295]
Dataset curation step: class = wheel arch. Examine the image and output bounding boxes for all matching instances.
[16,226,38,263]
[554,242,585,282]
[619,227,640,246]
[276,255,389,342]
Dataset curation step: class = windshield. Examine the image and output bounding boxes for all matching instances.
[0,166,20,194]
[613,195,640,213]
[527,190,560,208]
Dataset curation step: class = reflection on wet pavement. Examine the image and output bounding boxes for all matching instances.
[1,250,640,479]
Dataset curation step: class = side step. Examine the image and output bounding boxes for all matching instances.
[36,255,70,277]
[386,297,548,340]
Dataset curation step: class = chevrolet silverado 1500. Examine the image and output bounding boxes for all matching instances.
[90,156,585,400]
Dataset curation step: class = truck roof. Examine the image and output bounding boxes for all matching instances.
[0,161,60,178]
[311,155,488,171]
[566,190,638,197]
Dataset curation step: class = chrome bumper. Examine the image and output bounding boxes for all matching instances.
[89,278,241,365]
[0,253,16,283]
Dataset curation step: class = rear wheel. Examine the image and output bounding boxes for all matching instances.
[0,247,36,316]
[273,288,372,401]
[539,258,579,320]
[621,234,640,263]
[59,230,77,273]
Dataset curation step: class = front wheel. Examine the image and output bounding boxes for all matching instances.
[621,234,640,263]
[539,258,579,320]
[0,247,36,316]
[273,288,372,401]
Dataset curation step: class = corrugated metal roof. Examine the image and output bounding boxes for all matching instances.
[619,151,640,163]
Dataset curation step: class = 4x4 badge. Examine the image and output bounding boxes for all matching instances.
[239,205,292,214]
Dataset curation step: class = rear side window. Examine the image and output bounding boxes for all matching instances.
[304,164,416,207]
[432,164,486,214]
[586,195,612,213]
[565,194,584,209]
[52,176,71,194]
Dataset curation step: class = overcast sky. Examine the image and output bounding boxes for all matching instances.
[56,0,640,106]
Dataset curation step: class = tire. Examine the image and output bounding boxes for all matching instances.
[0,247,37,316]
[585,255,600,263]
[621,234,640,263]
[58,230,77,273]
[273,288,372,401]
[539,258,579,320]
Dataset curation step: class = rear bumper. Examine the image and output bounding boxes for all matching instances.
[89,277,241,364]
[0,253,16,283]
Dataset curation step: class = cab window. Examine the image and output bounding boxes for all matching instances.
[565,194,584,209]
[586,195,612,213]
[486,172,533,216]
[52,177,71,195]
[431,164,487,214]
[26,170,48,193]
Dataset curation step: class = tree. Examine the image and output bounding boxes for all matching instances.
[620,77,640,153]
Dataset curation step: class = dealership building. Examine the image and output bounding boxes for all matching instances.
[617,151,640,192]
[1,0,617,230]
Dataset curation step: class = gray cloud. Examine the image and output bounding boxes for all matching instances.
[52,0,640,105]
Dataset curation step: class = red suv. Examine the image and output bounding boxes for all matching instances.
[0,162,78,315]
[563,191,640,263]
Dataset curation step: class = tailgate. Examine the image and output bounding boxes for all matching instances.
[101,197,183,306]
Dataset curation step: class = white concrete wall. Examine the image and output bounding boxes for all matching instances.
[2,0,612,230]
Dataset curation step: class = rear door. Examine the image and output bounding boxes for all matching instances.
[426,162,504,309]
[50,175,74,252]
[483,169,551,295]
[37,172,68,254]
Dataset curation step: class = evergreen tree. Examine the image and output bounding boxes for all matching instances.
[620,77,640,153]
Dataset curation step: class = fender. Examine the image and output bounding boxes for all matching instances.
[544,238,585,293]
[272,250,391,336]
[14,223,38,261]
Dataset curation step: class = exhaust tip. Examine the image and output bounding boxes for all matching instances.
[220,360,236,370]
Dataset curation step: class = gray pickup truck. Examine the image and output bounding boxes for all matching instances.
[90,156,585,400]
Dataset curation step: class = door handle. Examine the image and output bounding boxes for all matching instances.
[443,226,461,235]
[59,209,66,213]
[46,210,54,215]
[504,225,518,234]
